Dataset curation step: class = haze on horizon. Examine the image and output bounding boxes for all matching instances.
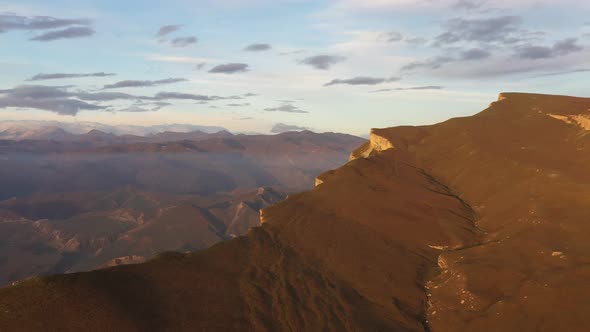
[0,0,589,136]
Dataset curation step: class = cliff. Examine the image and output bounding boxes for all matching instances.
[1,93,590,331]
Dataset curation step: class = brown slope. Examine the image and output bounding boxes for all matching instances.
[1,93,590,331]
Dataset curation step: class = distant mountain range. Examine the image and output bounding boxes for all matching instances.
[0,120,228,139]
[0,127,364,286]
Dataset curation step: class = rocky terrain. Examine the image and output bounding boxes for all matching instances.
[1,93,589,331]
[0,129,363,286]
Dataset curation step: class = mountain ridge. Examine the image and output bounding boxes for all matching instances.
[1,92,589,331]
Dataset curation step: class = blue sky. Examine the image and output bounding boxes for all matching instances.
[0,0,589,135]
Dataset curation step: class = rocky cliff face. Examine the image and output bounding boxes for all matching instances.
[1,93,590,331]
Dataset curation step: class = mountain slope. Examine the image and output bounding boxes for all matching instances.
[1,93,590,331]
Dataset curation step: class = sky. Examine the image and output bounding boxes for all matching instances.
[0,0,589,135]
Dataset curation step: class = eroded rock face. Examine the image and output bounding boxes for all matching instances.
[349,129,395,161]
[2,93,590,332]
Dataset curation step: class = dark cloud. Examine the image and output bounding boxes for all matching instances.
[0,85,104,115]
[227,103,250,107]
[195,63,207,70]
[76,91,144,101]
[0,98,104,115]
[435,16,523,45]
[209,63,250,74]
[244,43,271,51]
[243,93,258,97]
[170,36,197,47]
[150,101,173,107]
[154,92,223,101]
[453,0,486,10]
[271,123,309,133]
[401,56,455,71]
[30,26,95,41]
[0,85,145,102]
[0,85,72,99]
[156,25,182,37]
[324,76,401,87]
[517,38,584,59]
[28,72,115,81]
[0,83,247,115]
[0,14,90,32]
[460,48,492,60]
[264,104,308,114]
[372,86,444,92]
[379,31,404,43]
[103,78,187,89]
[299,55,346,70]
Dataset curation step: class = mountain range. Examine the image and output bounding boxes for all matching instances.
[1,93,590,331]
[0,120,227,138]
[0,127,364,286]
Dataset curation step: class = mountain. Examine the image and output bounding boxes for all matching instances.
[0,187,285,286]
[2,93,589,331]
[0,130,364,286]
[0,120,227,139]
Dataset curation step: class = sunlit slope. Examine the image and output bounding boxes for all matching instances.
[1,93,590,331]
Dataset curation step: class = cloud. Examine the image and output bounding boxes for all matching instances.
[170,36,198,47]
[244,43,272,51]
[0,14,90,32]
[401,56,455,71]
[324,76,401,86]
[516,38,584,59]
[264,104,308,113]
[406,37,427,45]
[460,48,492,60]
[28,72,115,81]
[227,103,251,107]
[154,92,224,101]
[299,55,346,70]
[435,16,524,45]
[0,85,104,115]
[0,84,242,115]
[271,123,309,133]
[156,24,182,37]
[114,101,172,112]
[0,85,72,99]
[103,78,187,89]
[76,92,145,101]
[453,0,486,10]
[279,49,307,56]
[0,98,104,115]
[30,26,95,41]
[195,62,207,70]
[209,63,250,74]
[529,68,590,78]
[373,86,445,92]
[114,106,155,113]
[379,31,404,43]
